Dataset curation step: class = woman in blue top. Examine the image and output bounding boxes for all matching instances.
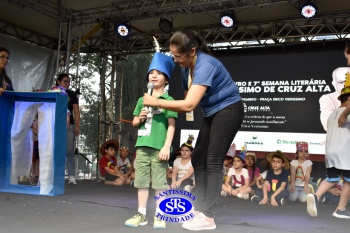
[143,29,244,231]
[0,47,14,95]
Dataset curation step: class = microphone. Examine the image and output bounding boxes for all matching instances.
[147,82,155,116]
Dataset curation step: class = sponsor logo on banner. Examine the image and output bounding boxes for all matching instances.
[246,135,263,145]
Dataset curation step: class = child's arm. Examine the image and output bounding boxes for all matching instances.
[249,179,255,187]
[125,165,134,178]
[177,166,194,183]
[270,181,287,206]
[104,167,125,179]
[235,177,250,192]
[171,166,179,188]
[158,117,176,161]
[329,188,341,196]
[255,175,263,189]
[259,180,269,204]
[224,175,232,194]
[289,165,296,192]
[132,107,148,127]
[303,165,312,194]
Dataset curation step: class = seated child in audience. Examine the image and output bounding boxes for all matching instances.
[289,142,313,202]
[223,154,233,183]
[323,179,343,204]
[251,150,290,206]
[116,146,135,184]
[255,159,271,190]
[221,149,251,199]
[245,152,260,191]
[170,136,194,190]
[98,140,130,186]
[167,148,181,180]
[223,143,235,183]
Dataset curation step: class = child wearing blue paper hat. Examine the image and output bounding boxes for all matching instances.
[221,144,252,200]
[125,40,178,229]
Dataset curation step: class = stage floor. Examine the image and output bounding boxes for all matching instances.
[0,180,348,233]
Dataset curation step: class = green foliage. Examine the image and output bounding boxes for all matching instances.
[119,53,152,121]
[76,52,153,155]
[77,53,100,154]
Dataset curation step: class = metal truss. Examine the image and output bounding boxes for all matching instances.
[70,0,288,24]
[4,0,350,54]
[96,13,350,54]
[0,18,57,49]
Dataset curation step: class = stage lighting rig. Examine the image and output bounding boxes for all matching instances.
[115,22,130,37]
[220,11,235,28]
[159,17,173,33]
[298,0,318,19]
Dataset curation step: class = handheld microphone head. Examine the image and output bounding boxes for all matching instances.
[147,82,155,95]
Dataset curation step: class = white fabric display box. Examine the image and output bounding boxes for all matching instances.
[0,91,67,196]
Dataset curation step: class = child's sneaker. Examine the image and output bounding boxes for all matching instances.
[332,209,350,219]
[221,190,227,197]
[237,193,250,200]
[307,193,318,217]
[280,198,286,206]
[184,185,192,192]
[243,193,250,200]
[182,212,216,231]
[97,177,105,185]
[251,195,261,203]
[153,216,166,228]
[125,212,148,227]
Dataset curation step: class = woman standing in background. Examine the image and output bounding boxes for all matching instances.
[0,47,14,95]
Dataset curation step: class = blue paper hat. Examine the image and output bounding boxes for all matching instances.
[234,150,246,164]
[233,142,247,163]
[147,52,175,81]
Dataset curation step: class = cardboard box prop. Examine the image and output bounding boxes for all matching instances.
[0,91,67,196]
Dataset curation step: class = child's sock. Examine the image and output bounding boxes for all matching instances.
[138,208,146,215]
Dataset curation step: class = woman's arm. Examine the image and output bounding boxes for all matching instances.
[143,84,207,112]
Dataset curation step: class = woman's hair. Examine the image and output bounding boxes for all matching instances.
[245,154,257,180]
[0,47,9,55]
[170,29,212,55]
[181,143,193,152]
[0,47,12,86]
[55,73,70,86]
[345,43,350,55]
